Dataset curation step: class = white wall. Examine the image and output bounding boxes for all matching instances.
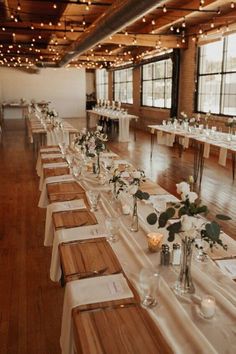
[86,71,95,95]
[0,67,86,119]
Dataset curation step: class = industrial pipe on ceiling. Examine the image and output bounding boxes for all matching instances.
[58,0,165,67]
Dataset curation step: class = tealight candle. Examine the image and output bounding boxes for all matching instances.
[147,232,163,252]
[200,295,216,319]
[122,204,130,215]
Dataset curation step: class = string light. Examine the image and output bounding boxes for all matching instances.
[82,17,86,26]
[17,2,21,11]
[210,21,214,28]
[53,3,57,9]
[163,5,167,13]
[142,16,146,23]
[170,25,174,31]
[151,19,155,25]
[231,2,235,8]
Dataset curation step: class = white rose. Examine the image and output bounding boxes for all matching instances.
[228,118,233,123]
[81,128,87,134]
[132,171,141,179]
[128,185,138,195]
[121,171,130,178]
[97,125,103,131]
[187,192,198,203]
[181,215,193,232]
[176,182,190,195]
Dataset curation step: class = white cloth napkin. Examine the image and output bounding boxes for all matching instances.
[39,162,68,190]
[44,199,87,246]
[38,174,74,208]
[50,224,108,282]
[60,274,134,354]
[218,147,228,166]
[40,147,61,153]
[41,153,62,159]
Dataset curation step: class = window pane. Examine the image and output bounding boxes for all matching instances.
[141,58,173,108]
[222,73,236,115]
[153,80,165,107]
[113,68,133,103]
[96,69,108,100]
[143,64,152,80]
[142,81,153,106]
[153,61,165,79]
[198,74,221,113]
[199,40,223,74]
[225,34,236,72]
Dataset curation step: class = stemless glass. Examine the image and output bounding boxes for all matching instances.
[72,164,82,181]
[88,190,100,212]
[105,217,120,242]
[139,268,160,308]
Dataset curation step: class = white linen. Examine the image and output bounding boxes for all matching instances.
[203,142,210,158]
[157,131,175,147]
[119,116,130,142]
[38,174,74,208]
[60,274,134,354]
[50,224,108,282]
[44,199,87,246]
[218,147,227,167]
[47,129,70,146]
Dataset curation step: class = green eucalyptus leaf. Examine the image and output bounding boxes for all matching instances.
[147,213,158,225]
[178,206,187,217]
[167,221,182,234]
[205,221,221,240]
[216,214,231,221]
[158,212,169,228]
[166,207,176,219]
[168,232,175,242]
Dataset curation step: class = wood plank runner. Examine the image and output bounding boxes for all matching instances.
[47,181,87,203]
[43,166,70,179]
[53,209,97,229]
[42,157,65,164]
[72,302,173,354]
[59,238,122,283]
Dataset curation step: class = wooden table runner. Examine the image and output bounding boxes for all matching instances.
[59,238,122,282]
[47,181,87,203]
[42,157,65,164]
[72,302,173,354]
[43,167,70,179]
[53,209,97,229]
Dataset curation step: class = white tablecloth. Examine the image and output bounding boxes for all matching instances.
[47,129,69,146]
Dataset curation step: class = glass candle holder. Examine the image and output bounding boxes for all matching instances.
[200,295,216,319]
[147,233,163,252]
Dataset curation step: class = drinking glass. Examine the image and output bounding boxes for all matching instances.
[139,268,159,308]
[59,142,66,156]
[72,164,82,181]
[88,190,100,212]
[65,152,74,168]
[105,217,120,242]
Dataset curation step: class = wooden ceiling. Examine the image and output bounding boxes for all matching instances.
[0,0,235,70]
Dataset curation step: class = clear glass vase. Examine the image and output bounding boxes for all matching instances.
[174,235,195,294]
[96,153,100,175]
[130,196,139,232]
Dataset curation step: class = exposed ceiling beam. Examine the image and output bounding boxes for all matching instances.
[102,33,187,48]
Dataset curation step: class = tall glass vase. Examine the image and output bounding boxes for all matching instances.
[174,235,195,294]
[96,152,100,175]
[130,196,139,232]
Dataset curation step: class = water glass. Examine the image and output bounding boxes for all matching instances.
[72,164,82,181]
[105,217,120,242]
[139,268,159,308]
[88,190,100,212]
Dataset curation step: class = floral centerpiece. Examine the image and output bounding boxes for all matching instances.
[225,117,236,134]
[74,126,108,173]
[147,181,229,294]
[110,168,149,231]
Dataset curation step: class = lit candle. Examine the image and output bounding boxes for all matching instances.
[200,295,216,319]
[147,232,163,252]
[122,204,130,215]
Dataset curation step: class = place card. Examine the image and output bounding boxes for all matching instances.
[215,259,236,279]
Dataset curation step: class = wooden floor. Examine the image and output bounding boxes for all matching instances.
[0,119,235,354]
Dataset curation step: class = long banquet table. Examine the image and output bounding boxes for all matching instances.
[86,109,138,142]
[148,124,236,184]
[37,147,236,354]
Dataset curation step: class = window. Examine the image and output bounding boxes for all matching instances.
[96,69,108,100]
[197,33,236,115]
[113,68,133,104]
[141,59,172,108]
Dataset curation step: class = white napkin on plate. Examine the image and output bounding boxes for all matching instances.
[40,147,61,153]
[50,224,108,282]
[60,274,134,354]
[44,199,87,246]
[38,174,74,208]
[41,153,62,159]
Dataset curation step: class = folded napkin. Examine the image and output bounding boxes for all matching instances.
[40,147,61,153]
[218,147,228,167]
[44,199,87,246]
[119,116,130,142]
[41,153,62,159]
[38,174,74,208]
[60,274,134,354]
[50,224,108,282]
